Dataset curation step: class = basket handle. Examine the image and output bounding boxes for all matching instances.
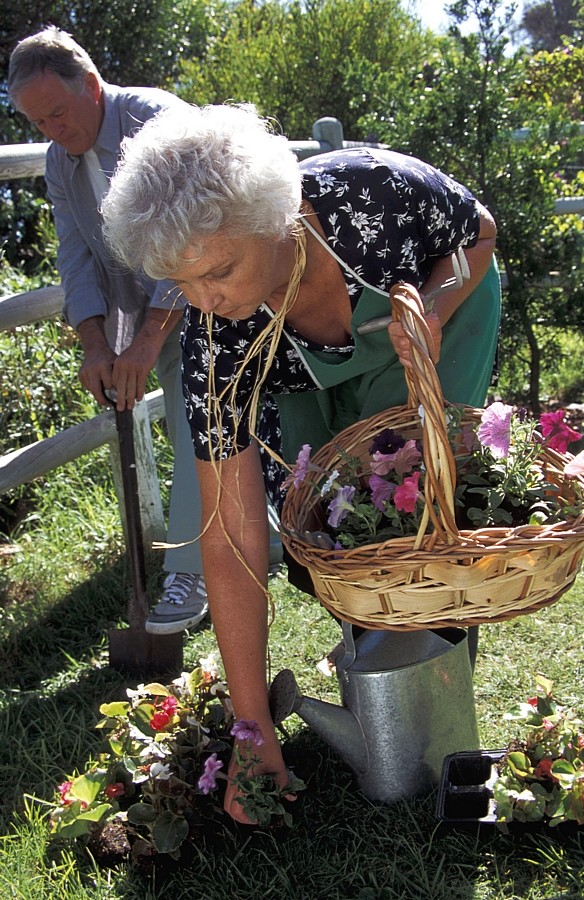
[389,283,460,547]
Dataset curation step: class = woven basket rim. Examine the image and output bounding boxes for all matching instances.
[279,284,584,629]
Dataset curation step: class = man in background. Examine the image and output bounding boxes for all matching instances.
[7,26,209,635]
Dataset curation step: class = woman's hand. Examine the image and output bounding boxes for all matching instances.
[224,722,295,824]
[388,310,442,368]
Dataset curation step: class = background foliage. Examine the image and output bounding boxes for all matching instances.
[1,0,583,405]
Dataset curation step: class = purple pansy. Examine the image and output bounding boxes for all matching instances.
[477,402,514,458]
[197,753,223,794]
[231,719,265,746]
[327,485,356,528]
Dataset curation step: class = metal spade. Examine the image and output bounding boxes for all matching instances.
[108,404,183,675]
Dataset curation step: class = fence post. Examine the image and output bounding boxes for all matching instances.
[312,117,344,151]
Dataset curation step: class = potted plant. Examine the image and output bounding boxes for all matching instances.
[34,656,305,865]
[436,676,584,833]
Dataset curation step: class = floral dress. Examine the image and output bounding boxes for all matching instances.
[181,147,483,503]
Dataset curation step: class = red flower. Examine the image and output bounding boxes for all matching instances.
[150,711,171,731]
[394,471,421,513]
[104,782,126,800]
[540,410,580,453]
[534,758,558,781]
[527,697,538,708]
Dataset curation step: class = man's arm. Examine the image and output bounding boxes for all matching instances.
[45,152,109,329]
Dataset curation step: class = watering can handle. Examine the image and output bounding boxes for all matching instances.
[340,620,358,669]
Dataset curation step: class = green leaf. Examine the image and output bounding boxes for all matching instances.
[506,751,532,778]
[76,802,112,823]
[70,772,106,804]
[142,683,171,696]
[552,758,577,782]
[54,803,112,838]
[152,811,189,853]
[127,802,158,825]
[99,701,130,717]
[536,675,554,697]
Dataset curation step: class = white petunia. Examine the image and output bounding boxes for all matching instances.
[149,762,171,780]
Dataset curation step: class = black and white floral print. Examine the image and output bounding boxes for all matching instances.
[181,147,481,492]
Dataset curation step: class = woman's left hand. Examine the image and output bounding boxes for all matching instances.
[388,310,442,368]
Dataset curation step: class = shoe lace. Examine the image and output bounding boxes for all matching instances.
[161,572,197,606]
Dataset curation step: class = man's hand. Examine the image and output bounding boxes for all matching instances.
[111,308,183,410]
[77,317,117,406]
[111,335,161,410]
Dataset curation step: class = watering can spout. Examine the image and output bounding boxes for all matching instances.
[269,669,369,775]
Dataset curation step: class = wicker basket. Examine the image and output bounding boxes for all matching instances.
[280,284,584,630]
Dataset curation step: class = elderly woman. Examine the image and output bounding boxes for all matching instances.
[102,103,500,823]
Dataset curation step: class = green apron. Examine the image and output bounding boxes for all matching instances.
[275,258,501,464]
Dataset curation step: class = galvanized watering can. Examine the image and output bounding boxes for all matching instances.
[269,624,479,803]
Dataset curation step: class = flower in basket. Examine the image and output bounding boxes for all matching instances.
[285,402,583,549]
[455,403,582,528]
[493,675,584,829]
[39,656,305,861]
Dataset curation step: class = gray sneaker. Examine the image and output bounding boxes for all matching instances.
[145,572,208,635]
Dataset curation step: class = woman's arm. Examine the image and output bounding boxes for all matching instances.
[197,442,289,822]
[389,201,496,365]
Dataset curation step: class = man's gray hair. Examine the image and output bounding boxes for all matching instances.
[101,104,303,280]
[8,26,100,108]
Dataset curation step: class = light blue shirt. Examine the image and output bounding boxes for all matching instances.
[45,82,189,352]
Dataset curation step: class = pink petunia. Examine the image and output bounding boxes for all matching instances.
[540,410,580,453]
[197,753,224,794]
[369,474,396,511]
[161,696,178,716]
[231,719,265,746]
[393,441,422,476]
[370,440,421,477]
[393,471,421,513]
[370,450,395,476]
[57,781,74,806]
[477,402,513,458]
[564,449,584,477]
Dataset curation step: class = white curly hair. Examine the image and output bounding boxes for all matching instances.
[101,103,303,280]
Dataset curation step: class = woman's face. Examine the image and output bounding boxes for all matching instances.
[170,231,295,320]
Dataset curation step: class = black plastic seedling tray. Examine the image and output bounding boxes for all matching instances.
[436,749,583,838]
[436,749,504,827]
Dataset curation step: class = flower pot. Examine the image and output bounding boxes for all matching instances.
[436,750,583,838]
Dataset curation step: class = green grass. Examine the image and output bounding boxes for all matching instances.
[1,318,583,898]
[1,498,584,899]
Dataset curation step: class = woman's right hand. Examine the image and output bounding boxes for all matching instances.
[224,722,295,824]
